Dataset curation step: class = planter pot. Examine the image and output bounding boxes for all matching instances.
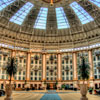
[62,88,65,90]
[5,84,13,100]
[80,84,88,100]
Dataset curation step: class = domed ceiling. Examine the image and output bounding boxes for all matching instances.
[0,0,100,50]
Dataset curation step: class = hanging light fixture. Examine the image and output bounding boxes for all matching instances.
[42,0,61,5]
[50,0,53,5]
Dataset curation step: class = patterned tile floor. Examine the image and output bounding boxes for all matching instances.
[40,90,61,100]
[0,90,100,100]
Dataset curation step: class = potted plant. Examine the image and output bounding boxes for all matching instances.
[78,56,90,100]
[55,80,58,89]
[5,57,17,100]
[61,84,65,90]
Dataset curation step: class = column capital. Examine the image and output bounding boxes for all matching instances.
[72,51,77,53]
[42,52,47,55]
[11,50,16,58]
[27,51,32,54]
[88,49,93,52]
[57,52,62,55]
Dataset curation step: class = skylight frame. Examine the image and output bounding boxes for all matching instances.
[10,2,33,25]
[70,1,94,25]
[34,7,48,29]
[89,0,100,7]
[56,7,70,29]
[0,0,16,11]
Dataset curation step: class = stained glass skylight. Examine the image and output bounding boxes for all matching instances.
[89,0,100,7]
[70,2,94,24]
[34,7,48,29]
[10,2,33,25]
[56,7,70,29]
[0,0,16,11]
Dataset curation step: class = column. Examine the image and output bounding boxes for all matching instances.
[88,50,94,80]
[26,52,31,81]
[42,53,46,90]
[58,53,62,81]
[73,52,78,81]
[57,53,62,89]
[88,50,94,87]
[42,53,46,81]
[73,52,78,88]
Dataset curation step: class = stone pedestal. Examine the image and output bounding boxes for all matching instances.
[57,82,61,90]
[5,97,13,100]
[80,84,88,100]
[80,97,88,100]
[5,84,13,100]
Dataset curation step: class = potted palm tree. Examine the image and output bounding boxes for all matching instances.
[78,56,90,100]
[5,57,17,100]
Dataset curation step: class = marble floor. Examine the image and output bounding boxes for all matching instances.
[0,91,100,100]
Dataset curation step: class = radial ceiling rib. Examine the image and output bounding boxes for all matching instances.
[63,6,80,27]
[47,7,57,30]
[78,0,100,29]
[0,0,26,20]
[10,2,34,25]
[89,0,100,7]
[56,7,70,29]
[23,7,41,27]
[70,1,94,25]
[34,7,48,29]
[0,0,16,11]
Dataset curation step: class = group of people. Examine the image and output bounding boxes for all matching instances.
[89,87,100,95]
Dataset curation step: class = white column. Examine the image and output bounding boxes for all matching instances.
[88,50,94,87]
[26,52,31,81]
[88,50,94,80]
[58,53,62,81]
[42,53,46,81]
[73,52,78,81]
[73,52,78,88]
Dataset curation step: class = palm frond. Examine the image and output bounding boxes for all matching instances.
[78,57,90,80]
[6,57,17,77]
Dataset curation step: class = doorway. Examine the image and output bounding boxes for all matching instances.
[47,83,57,90]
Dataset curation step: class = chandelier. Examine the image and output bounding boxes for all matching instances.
[42,0,61,5]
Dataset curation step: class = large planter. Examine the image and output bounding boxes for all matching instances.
[5,84,13,100]
[80,84,88,100]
